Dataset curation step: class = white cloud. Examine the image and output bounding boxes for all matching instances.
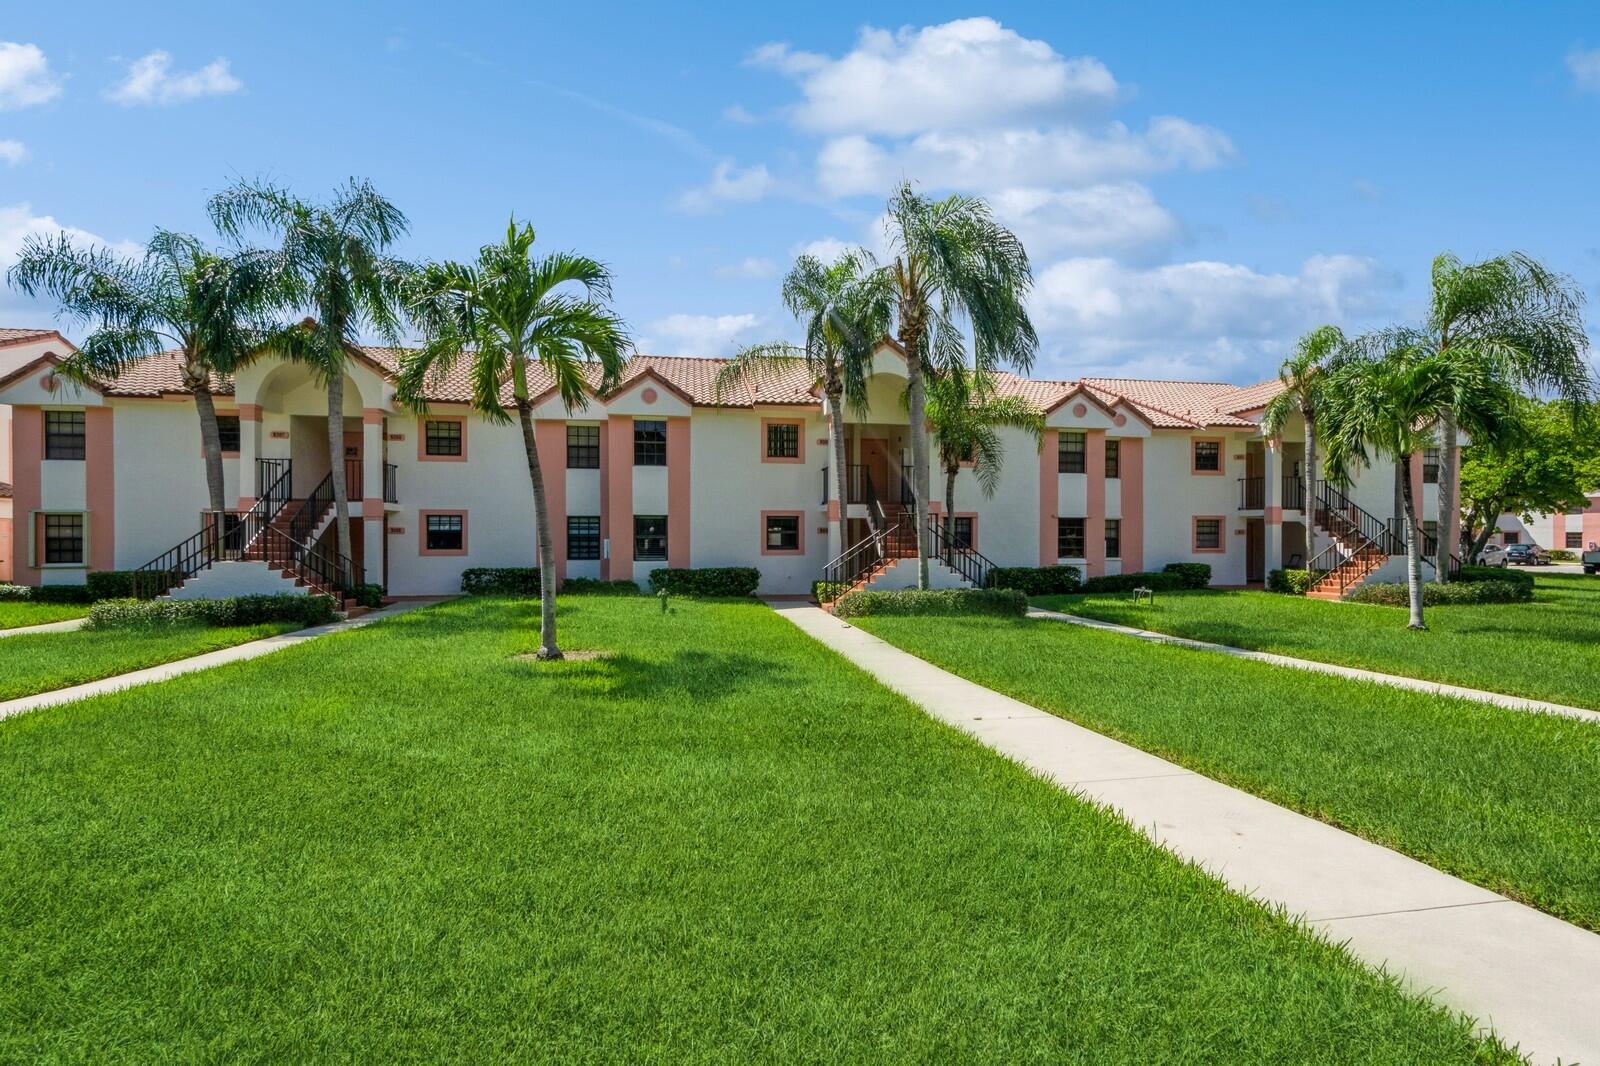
[1031,254,1397,380]
[0,140,27,166]
[0,202,143,317]
[792,237,852,264]
[642,313,766,356]
[106,51,242,106]
[721,103,758,124]
[991,183,1182,259]
[1568,47,1600,91]
[752,18,1117,137]
[676,159,775,212]
[0,42,62,110]
[713,257,777,280]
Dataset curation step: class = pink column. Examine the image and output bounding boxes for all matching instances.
[667,417,691,569]
[1119,438,1144,572]
[604,418,632,580]
[1039,430,1058,565]
[85,407,115,571]
[12,407,41,584]
[1085,430,1106,578]
[534,420,567,585]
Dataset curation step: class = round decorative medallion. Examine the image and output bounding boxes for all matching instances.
[1072,402,1087,417]
[641,387,658,404]
[1113,413,1127,427]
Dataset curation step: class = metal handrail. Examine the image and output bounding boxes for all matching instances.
[929,512,999,589]
[131,460,294,598]
[382,462,398,504]
[290,470,335,546]
[1238,477,1264,510]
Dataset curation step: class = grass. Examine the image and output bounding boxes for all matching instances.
[0,596,1512,1062]
[0,623,297,701]
[0,600,90,630]
[1035,573,1600,709]
[853,610,1600,933]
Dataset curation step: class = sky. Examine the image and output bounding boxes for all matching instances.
[3,1,1599,386]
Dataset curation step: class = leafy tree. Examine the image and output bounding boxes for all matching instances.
[1460,399,1600,558]
[879,181,1037,587]
[1262,325,1347,519]
[398,219,630,660]
[210,179,412,568]
[924,371,1042,562]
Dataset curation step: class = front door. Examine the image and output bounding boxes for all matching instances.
[860,437,890,506]
[1246,518,1265,583]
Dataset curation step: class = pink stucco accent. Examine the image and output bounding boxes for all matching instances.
[362,407,385,425]
[1039,429,1058,565]
[1085,429,1106,578]
[759,417,805,463]
[12,407,40,584]
[641,386,658,405]
[1119,438,1143,571]
[417,413,468,462]
[534,420,567,584]
[605,417,632,579]
[1408,452,1424,514]
[1584,509,1600,551]
[85,407,114,572]
[826,498,840,521]
[760,510,805,555]
[1264,505,1283,525]
[418,509,468,556]
[238,403,263,422]
[1072,402,1088,417]
[667,418,690,569]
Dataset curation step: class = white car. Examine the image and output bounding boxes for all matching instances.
[1476,543,1509,568]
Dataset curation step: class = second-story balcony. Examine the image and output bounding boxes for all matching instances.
[1238,475,1307,512]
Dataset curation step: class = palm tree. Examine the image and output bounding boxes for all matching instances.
[1262,325,1346,530]
[925,370,1042,562]
[210,179,412,567]
[397,219,630,660]
[1400,253,1591,580]
[8,229,281,526]
[880,181,1038,587]
[713,250,891,543]
[1320,346,1518,629]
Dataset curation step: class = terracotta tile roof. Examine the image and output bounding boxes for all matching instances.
[1217,378,1285,414]
[1081,377,1265,428]
[0,328,54,345]
[98,351,233,397]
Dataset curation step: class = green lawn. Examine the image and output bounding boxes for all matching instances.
[0,597,1511,1062]
[854,611,1600,932]
[0,623,296,701]
[1035,573,1600,709]
[0,600,90,630]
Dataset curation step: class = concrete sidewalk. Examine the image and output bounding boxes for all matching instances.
[774,603,1600,1065]
[1029,606,1600,724]
[0,616,88,639]
[0,600,443,724]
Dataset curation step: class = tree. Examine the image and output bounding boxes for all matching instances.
[9,229,281,525]
[398,219,630,660]
[713,250,891,545]
[1321,347,1518,629]
[879,181,1037,588]
[1459,399,1600,559]
[1395,253,1591,580]
[210,179,412,569]
[1262,325,1346,525]
[924,370,1042,562]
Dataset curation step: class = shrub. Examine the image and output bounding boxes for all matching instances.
[1347,580,1531,607]
[1549,548,1578,563]
[1268,568,1312,595]
[1162,562,1212,589]
[812,580,850,604]
[352,583,386,609]
[987,565,1083,596]
[561,577,641,596]
[85,570,149,601]
[28,584,92,604]
[461,567,541,596]
[648,567,761,598]
[0,584,30,601]
[1081,571,1185,594]
[86,593,337,629]
[832,587,1027,618]
[1457,565,1534,594]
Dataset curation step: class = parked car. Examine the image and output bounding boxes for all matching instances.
[1583,545,1600,575]
[1476,543,1508,568]
[1504,543,1549,566]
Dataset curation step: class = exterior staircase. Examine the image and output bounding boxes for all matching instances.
[1305,480,1458,600]
[818,511,996,610]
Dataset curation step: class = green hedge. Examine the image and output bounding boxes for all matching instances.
[1268,568,1312,595]
[1348,580,1532,607]
[86,593,337,630]
[1457,564,1534,593]
[1162,562,1212,589]
[832,587,1028,619]
[25,584,93,604]
[1549,548,1578,562]
[461,568,542,596]
[1081,571,1186,594]
[0,572,167,603]
[812,580,850,604]
[649,567,761,597]
[0,584,29,602]
[84,570,149,600]
[561,578,641,596]
[351,583,386,609]
[988,565,1083,596]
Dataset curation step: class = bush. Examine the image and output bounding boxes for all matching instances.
[561,577,641,596]
[1081,571,1186,594]
[832,587,1028,618]
[85,570,150,600]
[1162,562,1212,589]
[351,583,386,609]
[28,584,93,604]
[1457,565,1534,594]
[1347,580,1531,607]
[812,580,850,604]
[1268,568,1312,595]
[0,584,30,601]
[1549,549,1578,563]
[461,567,542,596]
[987,565,1083,596]
[86,593,337,629]
[649,567,761,598]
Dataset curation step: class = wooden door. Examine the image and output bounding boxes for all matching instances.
[1246,519,1265,583]
[860,437,891,503]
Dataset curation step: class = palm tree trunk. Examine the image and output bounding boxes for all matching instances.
[1392,459,1406,552]
[899,311,930,589]
[826,386,868,548]
[1400,453,1426,630]
[516,396,561,660]
[326,367,353,574]
[1303,411,1318,551]
[943,464,957,567]
[1435,409,1458,582]
[191,374,229,559]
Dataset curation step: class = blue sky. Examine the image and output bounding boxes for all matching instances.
[4,2,1598,384]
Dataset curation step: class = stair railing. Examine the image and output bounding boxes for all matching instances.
[928,512,999,589]
[289,470,335,546]
[129,461,294,599]
[820,521,902,599]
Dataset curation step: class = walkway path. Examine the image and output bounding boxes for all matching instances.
[773,604,1600,1066]
[1029,606,1600,724]
[0,616,87,639]
[0,600,443,724]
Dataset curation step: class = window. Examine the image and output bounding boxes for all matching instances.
[216,415,241,454]
[1057,517,1085,558]
[567,516,601,560]
[1422,447,1440,484]
[1503,531,1520,545]
[1192,439,1221,473]
[952,516,975,550]
[1104,439,1120,479]
[424,513,464,552]
[566,424,600,469]
[1058,431,1086,473]
[634,420,667,466]
[1566,531,1583,549]
[1194,517,1223,551]
[43,513,84,564]
[44,410,86,460]
[634,515,668,560]
[764,513,800,553]
[1104,518,1121,559]
[765,421,800,460]
[424,419,463,457]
